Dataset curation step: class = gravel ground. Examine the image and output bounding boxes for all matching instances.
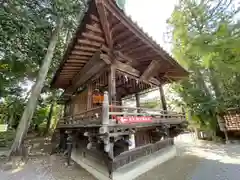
[1,134,240,180]
[0,155,95,180]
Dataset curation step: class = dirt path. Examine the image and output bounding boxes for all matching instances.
[0,155,95,180]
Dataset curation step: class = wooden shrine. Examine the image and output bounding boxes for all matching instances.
[51,0,188,179]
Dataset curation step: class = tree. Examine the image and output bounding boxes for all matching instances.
[10,18,63,155]
[0,0,88,155]
[167,0,240,136]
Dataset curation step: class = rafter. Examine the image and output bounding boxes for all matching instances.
[113,30,131,43]
[74,45,98,52]
[77,39,101,47]
[120,40,143,52]
[67,60,87,64]
[114,35,137,50]
[112,21,123,35]
[86,24,102,34]
[71,51,93,56]
[134,54,158,61]
[125,45,149,55]
[95,0,113,48]
[100,53,111,64]
[113,50,133,63]
[68,55,89,60]
[65,63,85,66]
[62,67,82,69]
[82,32,105,43]
[90,14,100,22]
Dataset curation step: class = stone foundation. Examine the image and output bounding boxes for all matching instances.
[71,145,177,180]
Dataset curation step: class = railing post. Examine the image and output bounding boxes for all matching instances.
[135,93,140,113]
[102,91,109,125]
[100,91,112,155]
[159,84,167,111]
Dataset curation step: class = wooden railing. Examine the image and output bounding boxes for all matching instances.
[59,106,102,126]
[109,105,185,124]
[58,91,186,127]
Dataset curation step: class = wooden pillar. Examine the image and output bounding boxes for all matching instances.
[87,83,92,110]
[159,85,167,111]
[135,93,140,113]
[108,65,116,105]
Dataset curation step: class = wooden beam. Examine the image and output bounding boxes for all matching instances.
[69,55,89,60]
[62,67,82,70]
[134,54,158,61]
[108,65,116,105]
[71,51,93,56]
[86,24,102,34]
[77,39,101,47]
[96,0,113,48]
[59,75,74,77]
[112,21,123,35]
[140,60,161,81]
[75,45,99,52]
[66,60,87,63]
[65,52,106,94]
[126,45,149,55]
[113,50,133,63]
[82,32,105,43]
[115,60,160,85]
[100,53,111,64]
[100,44,110,53]
[113,30,131,43]
[90,14,100,22]
[64,64,84,67]
[115,35,137,50]
[59,74,74,76]
[120,40,143,52]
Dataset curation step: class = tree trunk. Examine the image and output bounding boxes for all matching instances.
[9,18,63,156]
[44,102,54,135]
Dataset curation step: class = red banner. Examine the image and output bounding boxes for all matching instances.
[116,116,153,124]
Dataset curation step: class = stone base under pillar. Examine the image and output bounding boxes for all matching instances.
[71,145,177,180]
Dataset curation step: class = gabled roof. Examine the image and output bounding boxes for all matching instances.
[51,0,188,89]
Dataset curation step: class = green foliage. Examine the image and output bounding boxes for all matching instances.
[0,0,87,135]
[168,0,240,132]
[141,100,160,109]
[0,129,15,147]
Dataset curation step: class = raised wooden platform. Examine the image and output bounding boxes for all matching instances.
[57,105,186,129]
